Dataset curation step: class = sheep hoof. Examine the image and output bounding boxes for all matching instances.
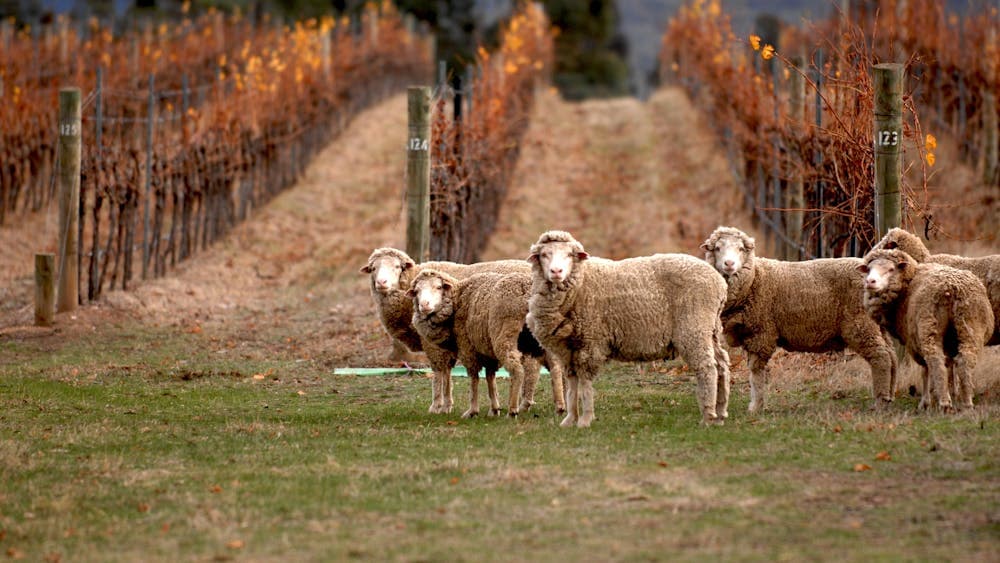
[559,415,576,428]
[575,419,592,428]
[489,408,501,417]
[462,410,477,419]
[939,404,955,414]
[556,408,567,416]
[508,411,519,419]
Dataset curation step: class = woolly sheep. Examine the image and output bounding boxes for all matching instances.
[359,248,539,413]
[525,230,731,427]
[859,249,994,411]
[872,228,1000,345]
[408,269,566,418]
[701,226,897,412]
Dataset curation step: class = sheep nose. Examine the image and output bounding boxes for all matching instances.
[723,260,734,268]
[550,267,563,276]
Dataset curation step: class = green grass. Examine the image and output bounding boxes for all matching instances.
[1,327,997,562]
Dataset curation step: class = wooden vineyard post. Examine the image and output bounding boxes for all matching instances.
[406,86,431,264]
[873,63,903,237]
[35,253,55,326]
[142,73,154,280]
[57,88,81,313]
[787,56,806,260]
[983,28,998,187]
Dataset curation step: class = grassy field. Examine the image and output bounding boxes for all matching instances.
[2,324,997,562]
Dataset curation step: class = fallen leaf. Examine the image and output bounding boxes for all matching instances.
[161,523,170,534]
[210,485,223,494]
[833,425,842,433]
[446,420,458,426]
[449,477,459,485]
[226,540,244,550]
[137,502,150,513]
[43,553,61,563]
[657,461,669,468]
[297,390,306,396]
[853,463,872,472]
[252,374,266,380]
[875,451,891,461]
[7,548,24,560]
[188,325,202,334]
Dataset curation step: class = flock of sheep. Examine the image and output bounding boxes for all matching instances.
[360,227,999,427]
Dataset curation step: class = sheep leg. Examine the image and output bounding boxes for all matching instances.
[577,376,596,428]
[442,365,454,414]
[918,364,929,411]
[747,353,771,414]
[461,359,482,419]
[925,353,953,413]
[847,329,896,408]
[486,369,501,416]
[424,346,456,414]
[518,356,541,413]
[952,345,979,410]
[573,352,603,428]
[545,354,567,415]
[713,320,731,420]
[561,373,579,428]
[714,350,731,421]
[505,352,526,418]
[679,336,721,424]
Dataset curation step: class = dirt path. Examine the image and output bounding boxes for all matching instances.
[1,87,754,365]
[482,87,754,261]
[2,94,414,367]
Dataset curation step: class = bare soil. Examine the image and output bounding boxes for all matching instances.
[1,86,997,390]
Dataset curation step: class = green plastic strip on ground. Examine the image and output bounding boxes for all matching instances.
[334,366,550,378]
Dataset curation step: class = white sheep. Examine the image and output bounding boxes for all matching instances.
[359,248,557,413]
[526,230,731,427]
[859,249,994,411]
[408,269,566,418]
[701,226,897,412]
[872,227,1000,345]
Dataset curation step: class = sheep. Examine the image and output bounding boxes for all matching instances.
[359,248,557,413]
[858,249,994,411]
[407,269,566,418]
[525,230,731,427]
[701,226,897,412]
[872,228,1000,345]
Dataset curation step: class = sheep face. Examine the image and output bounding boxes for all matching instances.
[702,228,755,278]
[529,240,588,286]
[360,249,415,294]
[407,272,453,315]
[858,250,915,296]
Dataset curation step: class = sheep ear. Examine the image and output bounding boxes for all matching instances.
[405,288,417,298]
[884,241,898,250]
[856,264,869,274]
[527,253,539,264]
[402,259,415,270]
[441,280,454,291]
[360,264,374,274]
[744,237,756,250]
[576,251,589,261]
[896,262,908,272]
[700,242,713,252]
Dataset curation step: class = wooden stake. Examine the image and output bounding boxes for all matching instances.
[787,57,806,260]
[873,63,903,237]
[406,86,431,264]
[57,88,81,313]
[35,253,55,326]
